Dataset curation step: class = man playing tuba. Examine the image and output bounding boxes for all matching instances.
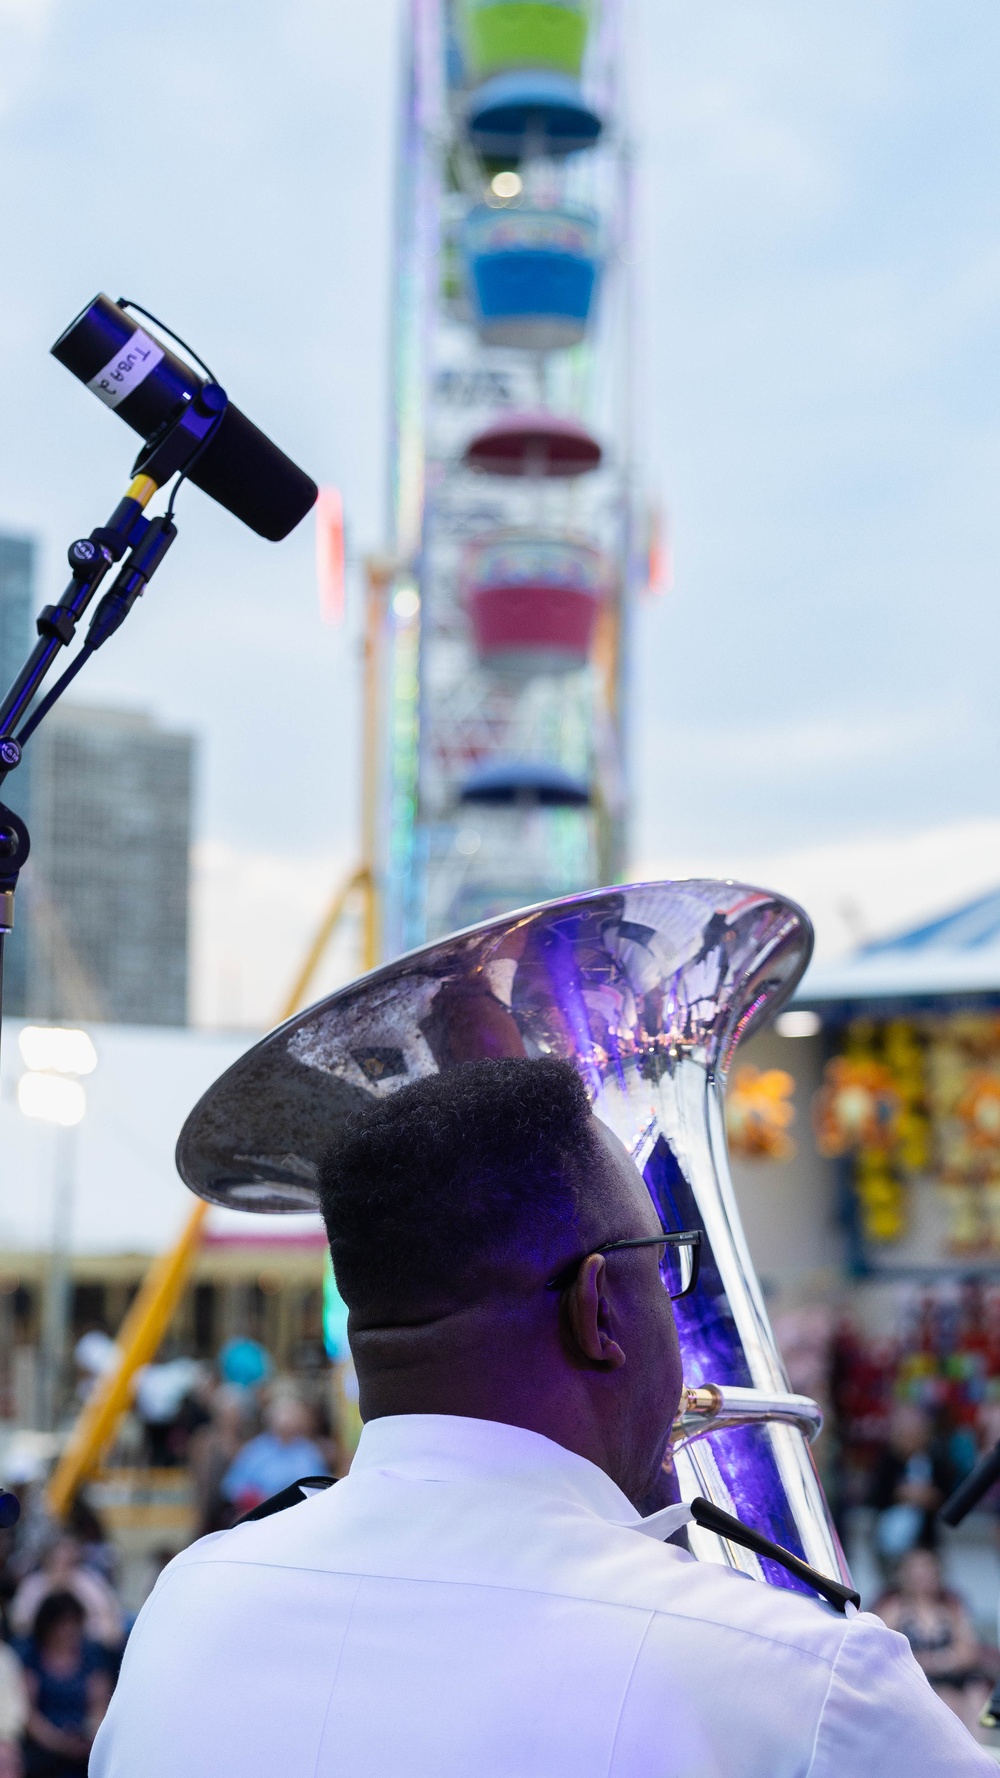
[93,1058,991,1776]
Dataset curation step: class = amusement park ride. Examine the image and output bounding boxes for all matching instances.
[377,0,640,954]
[42,0,647,1512]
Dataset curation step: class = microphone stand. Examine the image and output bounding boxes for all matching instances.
[938,1438,1000,1728]
[0,381,229,1073]
[939,1439,1000,1530]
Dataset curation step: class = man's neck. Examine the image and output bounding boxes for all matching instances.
[357,1366,638,1500]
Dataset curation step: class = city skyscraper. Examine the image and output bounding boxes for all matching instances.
[0,534,195,1026]
[0,534,36,1013]
[23,705,194,1026]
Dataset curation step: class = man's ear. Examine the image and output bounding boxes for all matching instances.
[562,1254,626,1370]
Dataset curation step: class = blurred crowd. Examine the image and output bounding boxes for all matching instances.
[777,1279,1000,1732]
[0,1355,337,1775]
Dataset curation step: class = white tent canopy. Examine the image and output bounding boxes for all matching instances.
[0,1020,324,1256]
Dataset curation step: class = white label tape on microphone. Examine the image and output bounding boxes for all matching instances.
[86,329,165,409]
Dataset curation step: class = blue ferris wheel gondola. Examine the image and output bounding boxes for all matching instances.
[463,205,600,350]
[465,71,603,160]
[459,760,592,807]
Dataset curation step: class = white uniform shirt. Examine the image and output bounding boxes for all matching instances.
[92,1414,992,1777]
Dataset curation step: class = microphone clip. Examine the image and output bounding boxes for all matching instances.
[132,381,228,490]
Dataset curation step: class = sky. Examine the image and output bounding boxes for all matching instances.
[1,1,999,1020]
[631,1,1000,868]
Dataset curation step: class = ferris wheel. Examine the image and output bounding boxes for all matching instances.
[378,0,641,958]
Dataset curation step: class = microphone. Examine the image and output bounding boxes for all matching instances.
[51,295,318,543]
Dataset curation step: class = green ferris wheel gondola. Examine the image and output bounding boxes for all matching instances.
[461,0,590,79]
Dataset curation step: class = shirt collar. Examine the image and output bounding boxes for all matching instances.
[350,1413,642,1527]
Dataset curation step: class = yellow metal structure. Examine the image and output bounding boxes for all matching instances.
[359,555,392,972]
[44,552,392,1516]
[278,866,371,1022]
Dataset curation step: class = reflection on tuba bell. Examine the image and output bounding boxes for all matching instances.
[177,879,852,1597]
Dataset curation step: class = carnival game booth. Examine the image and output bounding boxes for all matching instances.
[725,891,1000,1543]
[795,888,1000,1269]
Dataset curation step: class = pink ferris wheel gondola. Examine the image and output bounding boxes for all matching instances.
[461,531,610,673]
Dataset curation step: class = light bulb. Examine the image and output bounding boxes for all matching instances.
[490,171,522,200]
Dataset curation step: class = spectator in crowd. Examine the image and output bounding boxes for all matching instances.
[17,1592,111,1777]
[869,1403,952,1567]
[134,1359,202,1467]
[217,1339,271,1393]
[220,1394,328,1516]
[187,1386,252,1537]
[0,1637,27,1777]
[72,1334,117,1413]
[0,1510,22,1645]
[168,1376,214,1471]
[874,1548,996,1733]
[63,1504,115,1591]
[10,1540,122,1654]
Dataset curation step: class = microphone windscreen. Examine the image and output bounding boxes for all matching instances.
[187,404,318,542]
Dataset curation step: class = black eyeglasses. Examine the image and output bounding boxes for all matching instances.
[545,1228,702,1301]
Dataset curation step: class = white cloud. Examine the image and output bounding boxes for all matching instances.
[0,0,56,112]
[656,705,954,778]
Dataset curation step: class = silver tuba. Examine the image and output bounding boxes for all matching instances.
[177,879,852,1596]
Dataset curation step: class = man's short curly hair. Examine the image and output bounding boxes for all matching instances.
[318,1056,599,1318]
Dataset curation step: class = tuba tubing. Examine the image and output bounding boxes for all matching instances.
[672,1384,823,1448]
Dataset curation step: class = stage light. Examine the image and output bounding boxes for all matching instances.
[18,1072,86,1127]
[18,1026,97,1076]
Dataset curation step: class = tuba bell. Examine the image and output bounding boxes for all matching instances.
[177,879,852,1596]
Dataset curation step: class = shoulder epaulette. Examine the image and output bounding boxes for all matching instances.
[235,1475,337,1525]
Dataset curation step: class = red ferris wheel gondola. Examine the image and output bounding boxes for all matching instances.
[461,410,602,477]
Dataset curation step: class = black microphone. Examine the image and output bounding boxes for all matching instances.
[51,294,318,543]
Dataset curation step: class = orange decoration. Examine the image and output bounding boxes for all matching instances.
[726,1065,796,1162]
[812,1057,902,1158]
[956,1072,1000,1152]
